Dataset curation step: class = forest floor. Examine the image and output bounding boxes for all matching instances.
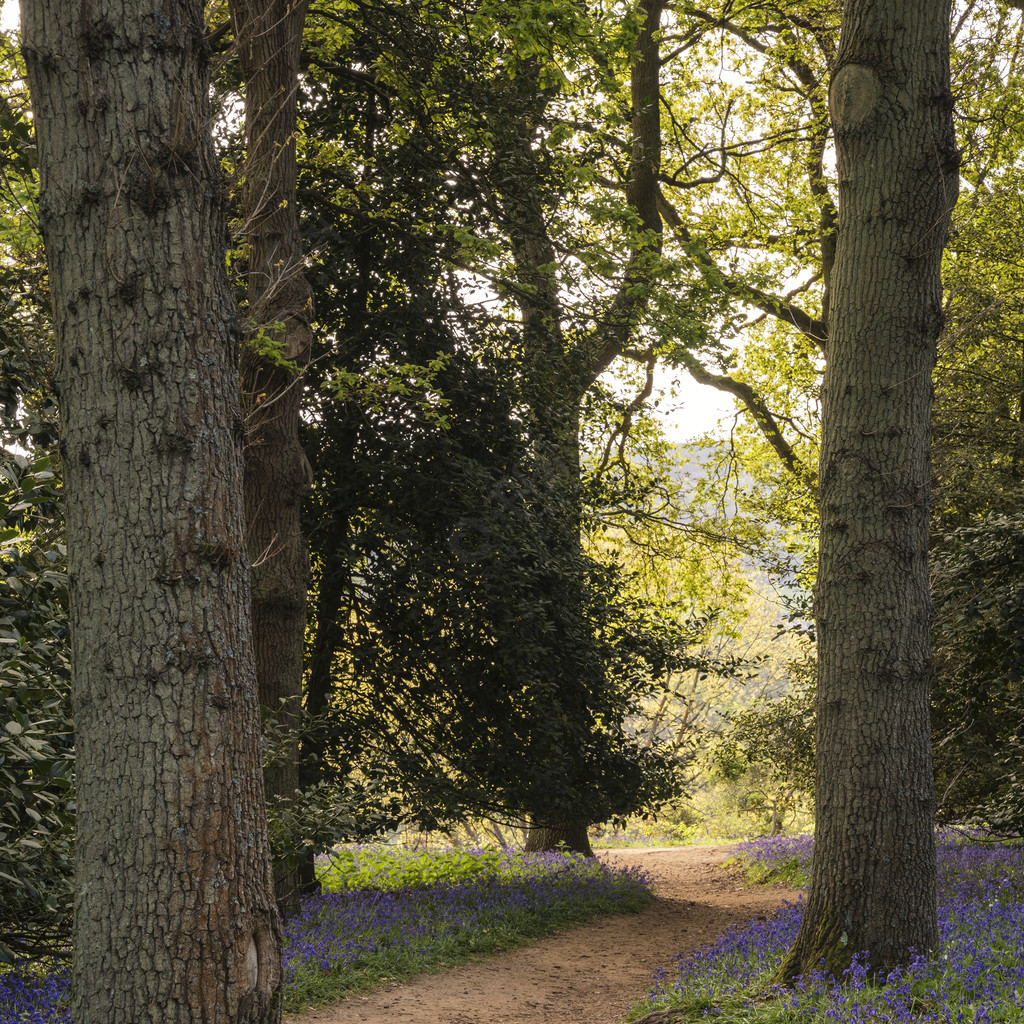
[284,843,800,1024]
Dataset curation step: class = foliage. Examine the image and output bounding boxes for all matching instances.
[260,698,404,885]
[629,833,1024,1024]
[0,34,52,458]
[590,819,700,848]
[931,513,1024,833]
[0,455,72,965]
[925,11,1024,840]
[934,179,1024,531]
[624,581,814,842]
[0,61,69,957]
[316,845,509,892]
[306,353,693,829]
[710,667,815,836]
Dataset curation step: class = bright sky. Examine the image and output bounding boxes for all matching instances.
[654,367,736,443]
[0,3,15,31]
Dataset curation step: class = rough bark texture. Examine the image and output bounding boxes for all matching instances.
[231,0,313,915]
[778,0,958,982]
[20,1,283,1021]
[523,824,595,858]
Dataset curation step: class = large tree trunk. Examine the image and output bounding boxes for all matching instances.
[21,2,283,1021]
[231,0,314,917]
[524,824,595,858]
[777,0,958,982]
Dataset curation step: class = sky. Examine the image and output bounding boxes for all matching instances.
[653,367,735,443]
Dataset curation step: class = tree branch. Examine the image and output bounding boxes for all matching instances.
[678,351,817,491]
[657,191,828,349]
[580,0,666,384]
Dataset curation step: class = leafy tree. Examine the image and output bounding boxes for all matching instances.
[293,0,701,854]
[301,331,689,840]
[925,50,1024,836]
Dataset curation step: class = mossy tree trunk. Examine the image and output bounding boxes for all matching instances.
[21,1,283,1019]
[777,0,958,983]
[230,0,314,917]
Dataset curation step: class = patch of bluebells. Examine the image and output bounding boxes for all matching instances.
[733,833,814,882]
[641,832,1024,1023]
[0,849,652,1023]
[0,962,69,1024]
[644,896,806,1009]
[284,848,653,985]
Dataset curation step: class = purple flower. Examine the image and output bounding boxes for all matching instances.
[636,831,1024,1023]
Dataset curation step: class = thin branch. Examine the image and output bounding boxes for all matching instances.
[657,191,828,349]
[679,351,818,492]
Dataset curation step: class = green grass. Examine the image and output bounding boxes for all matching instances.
[315,845,508,891]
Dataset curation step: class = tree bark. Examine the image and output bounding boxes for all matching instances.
[777,0,958,982]
[524,823,595,858]
[21,1,283,1021]
[230,0,314,917]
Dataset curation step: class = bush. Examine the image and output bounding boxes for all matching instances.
[932,513,1024,833]
[0,455,73,963]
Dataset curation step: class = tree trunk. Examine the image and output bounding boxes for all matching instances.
[21,2,283,1021]
[501,0,664,855]
[524,823,594,858]
[777,0,958,982]
[231,0,314,917]
[523,401,596,853]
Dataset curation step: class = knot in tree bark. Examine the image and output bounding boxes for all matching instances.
[830,64,883,130]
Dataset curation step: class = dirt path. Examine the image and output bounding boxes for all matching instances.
[285,844,799,1024]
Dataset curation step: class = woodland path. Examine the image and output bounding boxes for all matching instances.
[285,843,800,1024]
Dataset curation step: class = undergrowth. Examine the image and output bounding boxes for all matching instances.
[0,846,654,1021]
[629,832,1024,1024]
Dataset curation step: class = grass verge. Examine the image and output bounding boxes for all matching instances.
[284,847,653,1012]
